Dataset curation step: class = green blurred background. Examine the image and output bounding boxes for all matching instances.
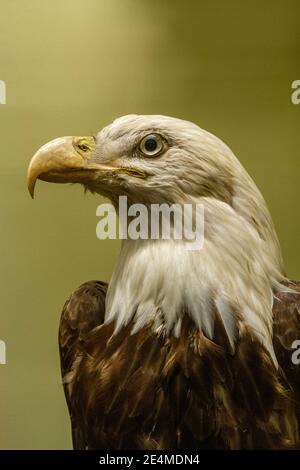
[0,0,299,449]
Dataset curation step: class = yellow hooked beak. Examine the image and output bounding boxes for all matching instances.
[27,136,109,198]
[27,135,146,198]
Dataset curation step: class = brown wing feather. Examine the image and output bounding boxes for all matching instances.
[273,280,300,416]
[59,280,108,449]
[59,279,300,449]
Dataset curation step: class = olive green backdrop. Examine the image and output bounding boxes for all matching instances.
[0,0,299,449]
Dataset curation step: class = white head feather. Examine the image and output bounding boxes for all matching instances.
[89,115,285,364]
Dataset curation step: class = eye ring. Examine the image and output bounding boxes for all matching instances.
[139,134,163,157]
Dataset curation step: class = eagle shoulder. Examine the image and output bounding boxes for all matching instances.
[273,280,300,396]
[58,279,300,450]
[58,280,108,449]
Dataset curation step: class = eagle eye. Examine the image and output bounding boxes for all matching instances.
[139,134,163,156]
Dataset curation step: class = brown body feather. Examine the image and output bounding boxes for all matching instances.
[59,281,300,450]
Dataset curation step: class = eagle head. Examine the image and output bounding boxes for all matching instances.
[27,114,286,362]
[28,115,244,205]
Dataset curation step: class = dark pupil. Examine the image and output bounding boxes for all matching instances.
[144,138,157,152]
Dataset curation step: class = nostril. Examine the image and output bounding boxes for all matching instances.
[78,144,89,152]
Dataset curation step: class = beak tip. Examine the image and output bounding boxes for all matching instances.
[27,178,36,199]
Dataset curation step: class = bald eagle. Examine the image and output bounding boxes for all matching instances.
[27,115,300,450]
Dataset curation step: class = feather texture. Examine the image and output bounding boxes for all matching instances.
[59,280,300,449]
